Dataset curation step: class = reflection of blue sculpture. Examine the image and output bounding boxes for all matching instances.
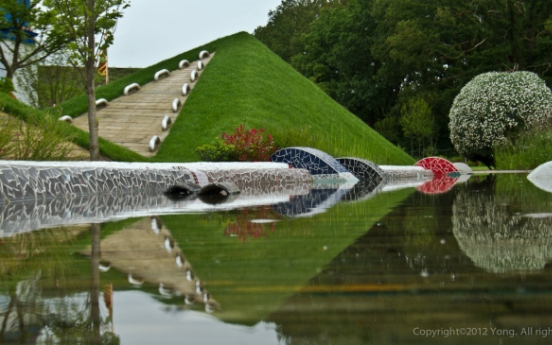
[271,147,357,182]
[340,178,386,202]
[273,186,351,217]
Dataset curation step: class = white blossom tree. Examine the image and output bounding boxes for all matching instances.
[448,71,552,168]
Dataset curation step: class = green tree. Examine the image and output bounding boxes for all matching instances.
[0,0,68,79]
[44,0,129,160]
[292,0,393,125]
[400,97,433,157]
[254,0,330,63]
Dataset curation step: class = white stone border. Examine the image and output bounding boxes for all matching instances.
[190,69,198,82]
[182,83,191,96]
[154,69,170,81]
[162,115,172,131]
[58,115,73,123]
[199,50,209,59]
[179,59,190,69]
[149,135,161,152]
[172,98,181,113]
[124,82,140,95]
[95,98,108,107]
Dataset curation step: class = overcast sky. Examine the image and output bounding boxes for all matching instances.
[108,0,282,67]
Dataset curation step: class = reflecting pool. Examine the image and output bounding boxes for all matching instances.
[2,173,552,344]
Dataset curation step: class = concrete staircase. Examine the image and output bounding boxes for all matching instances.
[72,53,214,157]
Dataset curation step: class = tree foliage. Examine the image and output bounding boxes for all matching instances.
[0,0,68,80]
[253,0,330,63]
[255,0,552,155]
[44,0,129,160]
[400,97,433,157]
[448,71,552,165]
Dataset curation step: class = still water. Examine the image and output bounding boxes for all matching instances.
[2,173,552,344]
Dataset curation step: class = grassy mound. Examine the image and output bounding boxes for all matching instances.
[26,32,413,164]
[153,32,413,165]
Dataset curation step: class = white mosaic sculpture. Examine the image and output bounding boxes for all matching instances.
[179,59,190,69]
[182,83,191,96]
[190,69,198,82]
[199,50,209,59]
[58,115,73,123]
[149,135,161,152]
[95,98,108,107]
[197,61,204,70]
[154,69,170,81]
[162,115,172,131]
[124,83,140,95]
[172,98,181,113]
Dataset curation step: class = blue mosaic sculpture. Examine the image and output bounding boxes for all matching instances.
[270,147,358,182]
[336,157,386,182]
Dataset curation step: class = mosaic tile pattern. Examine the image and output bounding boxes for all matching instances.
[0,171,316,237]
[272,187,351,217]
[270,147,357,181]
[193,168,313,195]
[340,178,386,202]
[414,157,458,176]
[0,164,196,203]
[337,157,385,182]
[379,165,434,181]
[417,175,459,194]
[0,192,171,237]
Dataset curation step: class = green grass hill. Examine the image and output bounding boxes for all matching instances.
[4,32,414,165]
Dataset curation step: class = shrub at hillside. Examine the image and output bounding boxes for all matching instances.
[448,71,552,168]
[196,125,277,162]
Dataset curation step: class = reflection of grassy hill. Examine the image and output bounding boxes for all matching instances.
[161,188,413,325]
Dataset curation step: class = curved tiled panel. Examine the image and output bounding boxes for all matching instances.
[414,157,458,176]
[336,157,385,181]
[270,147,357,181]
[0,164,196,203]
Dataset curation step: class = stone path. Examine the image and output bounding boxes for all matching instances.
[72,53,215,157]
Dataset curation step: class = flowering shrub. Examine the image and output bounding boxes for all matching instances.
[195,124,277,161]
[449,71,552,163]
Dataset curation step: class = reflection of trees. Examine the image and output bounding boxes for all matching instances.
[453,176,552,274]
[0,224,119,344]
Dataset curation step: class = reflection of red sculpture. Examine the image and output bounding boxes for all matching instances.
[415,157,458,176]
[224,207,277,243]
[417,175,459,194]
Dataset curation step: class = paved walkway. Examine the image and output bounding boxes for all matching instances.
[72,53,215,157]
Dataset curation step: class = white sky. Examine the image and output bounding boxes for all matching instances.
[109,0,282,67]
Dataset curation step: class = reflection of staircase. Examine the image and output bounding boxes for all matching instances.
[82,217,219,312]
[72,53,214,157]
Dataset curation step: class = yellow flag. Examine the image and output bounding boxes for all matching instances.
[98,50,108,76]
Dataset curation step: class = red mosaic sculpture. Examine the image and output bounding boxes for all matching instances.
[414,157,458,176]
[417,174,459,194]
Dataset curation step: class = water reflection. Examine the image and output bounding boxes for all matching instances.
[3,173,552,344]
[453,175,552,274]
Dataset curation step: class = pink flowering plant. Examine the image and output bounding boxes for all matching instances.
[195,124,277,161]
